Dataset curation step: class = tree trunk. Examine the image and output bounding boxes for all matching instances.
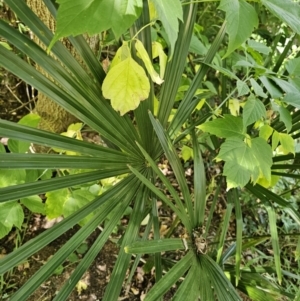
[26,0,99,134]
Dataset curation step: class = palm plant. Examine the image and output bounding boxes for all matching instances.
[1,0,300,300]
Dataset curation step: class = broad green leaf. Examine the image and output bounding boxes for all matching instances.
[278,133,295,155]
[284,92,300,109]
[217,138,254,189]
[63,190,95,226]
[207,64,239,80]
[189,34,207,56]
[259,76,282,99]
[243,95,266,128]
[217,137,272,189]
[7,113,40,153]
[234,60,255,69]
[0,169,26,188]
[0,222,10,239]
[45,188,70,219]
[38,169,53,181]
[49,0,143,49]
[237,79,250,97]
[20,195,45,214]
[151,0,183,56]
[25,169,39,183]
[247,40,271,55]
[261,0,300,35]
[250,78,268,98]
[219,0,258,57]
[251,137,273,183]
[102,56,150,115]
[0,201,24,229]
[259,124,273,141]
[286,57,300,76]
[278,106,292,133]
[135,39,164,84]
[0,143,5,153]
[199,115,245,139]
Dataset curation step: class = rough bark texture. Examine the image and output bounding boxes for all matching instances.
[26,0,99,134]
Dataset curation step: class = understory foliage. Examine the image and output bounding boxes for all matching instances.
[1,0,300,300]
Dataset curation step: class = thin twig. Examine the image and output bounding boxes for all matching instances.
[9,96,37,113]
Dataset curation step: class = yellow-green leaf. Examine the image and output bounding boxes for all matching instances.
[135,39,164,85]
[272,130,280,151]
[181,145,193,162]
[228,98,240,116]
[102,57,150,115]
[259,124,273,141]
[148,0,158,20]
[278,133,295,155]
[109,42,131,70]
[152,41,168,79]
[45,189,70,219]
[67,122,83,131]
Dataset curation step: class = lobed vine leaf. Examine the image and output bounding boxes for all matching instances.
[63,190,95,226]
[102,56,150,115]
[0,202,24,233]
[49,0,143,50]
[199,115,245,139]
[259,124,273,141]
[217,137,272,189]
[21,196,45,214]
[45,188,70,219]
[219,0,258,57]
[0,169,26,188]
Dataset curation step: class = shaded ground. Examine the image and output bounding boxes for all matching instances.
[0,210,181,301]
